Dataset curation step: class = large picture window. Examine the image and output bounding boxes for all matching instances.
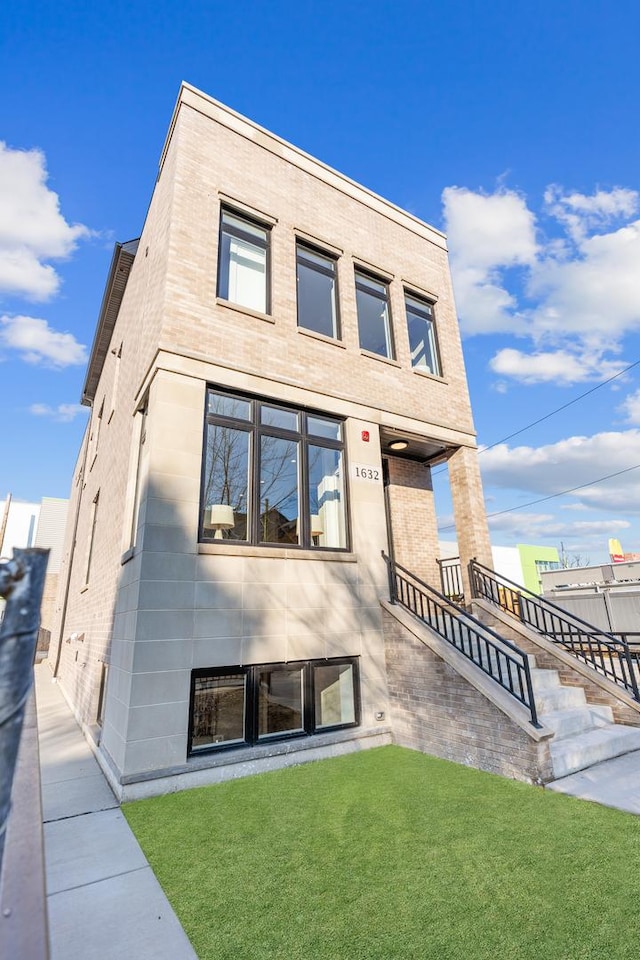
[296,242,339,339]
[355,270,394,359]
[405,292,441,376]
[217,209,269,314]
[189,658,359,754]
[201,388,348,549]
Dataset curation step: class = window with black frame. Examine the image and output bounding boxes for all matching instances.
[355,270,394,359]
[189,658,359,754]
[200,388,348,549]
[296,242,340,339]
[217,208,270,314]
[405,292,441,376]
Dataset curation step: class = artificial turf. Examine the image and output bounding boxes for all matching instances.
[123,745,640,959]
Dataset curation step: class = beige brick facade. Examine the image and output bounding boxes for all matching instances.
[49,83,493,792]
[382,608,553,783]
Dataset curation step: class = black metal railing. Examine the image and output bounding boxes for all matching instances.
[436,556,464,603]
[382,552,539,727]
[470,559,640,703]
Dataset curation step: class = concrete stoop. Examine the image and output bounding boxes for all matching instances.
[530,665,640,779]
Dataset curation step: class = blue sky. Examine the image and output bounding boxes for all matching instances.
[1,0,639,563]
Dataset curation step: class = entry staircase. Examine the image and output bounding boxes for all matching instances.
[384,553,640,780]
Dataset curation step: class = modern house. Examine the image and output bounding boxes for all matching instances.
[49,83,640,800]
[48,82,494,796]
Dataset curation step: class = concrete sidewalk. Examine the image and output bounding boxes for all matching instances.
[34,663,197,960]
[546,748,640,814]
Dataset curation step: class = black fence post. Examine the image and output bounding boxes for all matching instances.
[382,551,396,604]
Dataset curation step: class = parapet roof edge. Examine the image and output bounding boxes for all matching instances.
[81,238,139,406]
[161,81,447,249]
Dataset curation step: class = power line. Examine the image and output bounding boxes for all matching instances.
[432,357,640,481]
[438,462,640,531]
[480,357,640,453]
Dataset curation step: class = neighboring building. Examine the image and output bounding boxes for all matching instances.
[49,83,492,798]
[1,495,40,556]
[541,560,640,635]
[1,494,69,635]
[438,541,560,595]
[515,544,561,594]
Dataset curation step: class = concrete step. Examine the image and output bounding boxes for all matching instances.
[542,704,613,739]
[549,724,640,779]
[535,684,587,713]
[531,668,561,692]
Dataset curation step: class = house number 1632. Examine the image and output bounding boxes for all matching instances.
[352,464,381,482]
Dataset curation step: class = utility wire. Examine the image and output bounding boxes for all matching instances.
[438,462,640,531]
[480,357,640,453]
[432,357,640,480]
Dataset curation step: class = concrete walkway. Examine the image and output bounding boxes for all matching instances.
[546,748,640,814]
[34,663,198,960]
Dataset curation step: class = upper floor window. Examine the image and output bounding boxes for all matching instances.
[201,388,348,550]
[296,242,339,339]
[355,270,394,359]
[405,293,441,376]
[217,209,269,314]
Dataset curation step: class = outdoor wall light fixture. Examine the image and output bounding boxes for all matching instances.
[206,504,235,538]
[388,439,409,451]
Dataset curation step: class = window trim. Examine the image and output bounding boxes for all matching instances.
[217,205,271,315]
[354,269,395,360]
[200,387,350,552]
[296,240,341,340]
[188,657,361,756]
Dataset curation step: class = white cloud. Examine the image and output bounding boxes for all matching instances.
[544,185,639,242]
[0,141,90,301]
[619,389,640,425]
[489,347,626,385]
[480,431,640,513]
[29,402,86,422]
[442,186,536,335]
[487,510,630,556]
[443,183,640,385]
[0,315,87,368]
[528,219,640,343]
[443,186,538,270]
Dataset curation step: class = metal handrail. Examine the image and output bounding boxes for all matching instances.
[436,556,464,602]
[469,559,640,703]
[382,552,540,727]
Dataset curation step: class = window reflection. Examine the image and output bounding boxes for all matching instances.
[202,424,249,540]
[258,666,304,738]
[308,445,346,548]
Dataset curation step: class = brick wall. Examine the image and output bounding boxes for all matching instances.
[382,607,553,783]
[386,457,440,587]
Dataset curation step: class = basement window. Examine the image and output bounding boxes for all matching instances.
[188,658,360,755]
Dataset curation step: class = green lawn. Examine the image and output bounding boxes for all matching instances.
[124,745,640,960]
